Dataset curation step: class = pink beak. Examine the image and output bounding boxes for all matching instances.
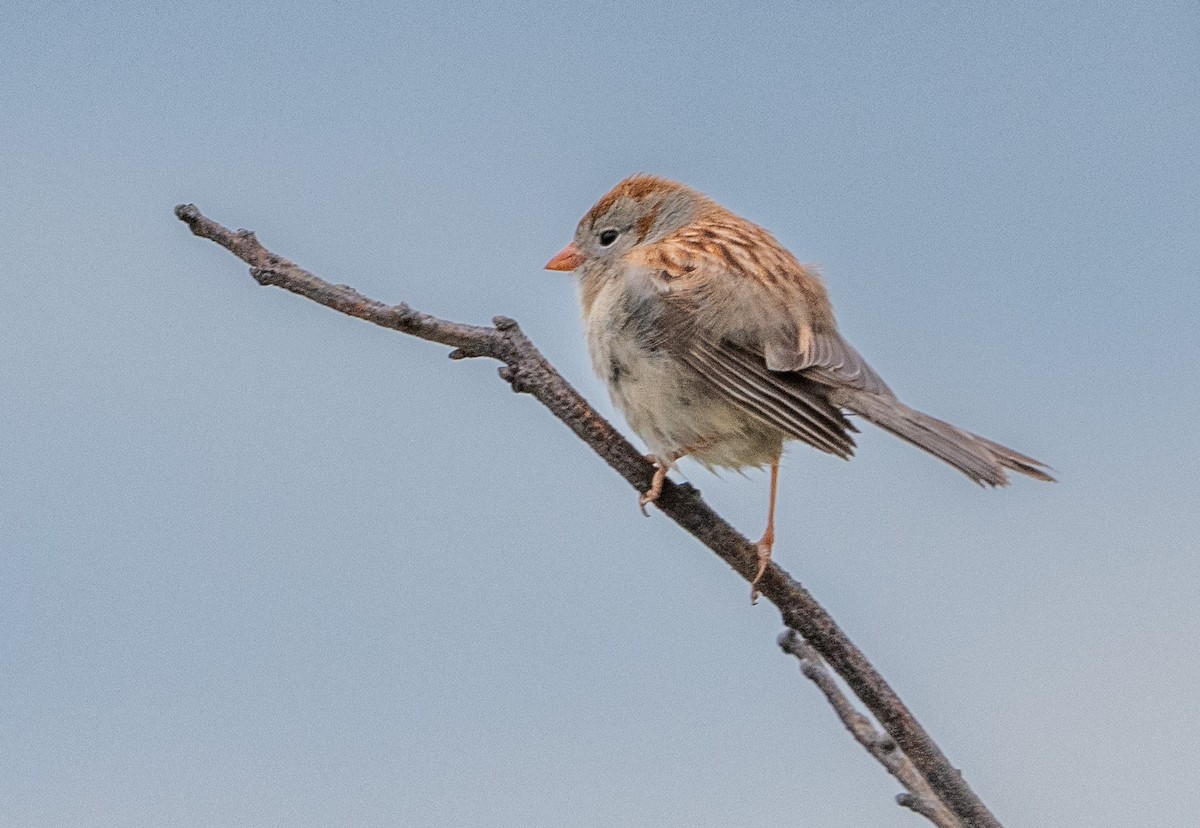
[544,242,585,272]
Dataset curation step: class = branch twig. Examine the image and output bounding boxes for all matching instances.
[174,204,1003,828]
[778,631,963,827]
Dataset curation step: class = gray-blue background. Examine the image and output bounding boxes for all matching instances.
[3,2,1197,825]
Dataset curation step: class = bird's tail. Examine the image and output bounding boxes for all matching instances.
[840,392,1054,486]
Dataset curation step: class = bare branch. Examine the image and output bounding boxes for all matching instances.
[174,204,1004,828]
[778,631,963,827]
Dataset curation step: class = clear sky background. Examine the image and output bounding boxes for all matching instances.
[2,2,1197,826]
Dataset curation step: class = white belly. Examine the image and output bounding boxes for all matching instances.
[583,279,783,470]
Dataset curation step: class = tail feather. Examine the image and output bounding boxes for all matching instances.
[839,392,1055,486]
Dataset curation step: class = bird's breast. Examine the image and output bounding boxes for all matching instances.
[585,279,673,409]
[583,277,781,468]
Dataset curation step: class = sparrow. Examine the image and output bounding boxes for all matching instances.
[545,175,1053,599]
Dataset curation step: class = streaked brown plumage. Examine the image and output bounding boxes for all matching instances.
[546,175,1053,598]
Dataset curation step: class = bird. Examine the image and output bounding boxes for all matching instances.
[545,174,1053,600]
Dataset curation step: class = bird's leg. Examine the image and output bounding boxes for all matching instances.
[750,459,780,604]
[639,453,676,516]
[638,441,712,515]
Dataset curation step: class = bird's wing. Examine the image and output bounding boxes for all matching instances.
[621,214,902,457]
[629,217,1053,484]
[763,327,892,396]
[625,229,861,458]
[632,213,891,394]
[681,335,858,458]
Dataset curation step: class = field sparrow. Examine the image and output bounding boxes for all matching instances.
[546,175,1053,598]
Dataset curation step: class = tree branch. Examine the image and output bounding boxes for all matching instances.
[174,203,1004,827]
[778,631,963,827]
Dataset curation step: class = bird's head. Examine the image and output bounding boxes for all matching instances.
[544,175,704,273]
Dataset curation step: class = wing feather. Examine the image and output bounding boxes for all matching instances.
[765,330,892,395]
[684,338,856,458]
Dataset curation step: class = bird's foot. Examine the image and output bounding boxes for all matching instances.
[639,457,669,516]
[750,535,774,605]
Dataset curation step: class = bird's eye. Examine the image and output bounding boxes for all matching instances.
[598,229,620,247]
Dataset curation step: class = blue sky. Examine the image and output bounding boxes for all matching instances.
[2,2,1198,825]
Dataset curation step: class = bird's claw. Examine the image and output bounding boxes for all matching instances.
[639,456,669,516]
[750,540,772,604]
[638,491,656,517]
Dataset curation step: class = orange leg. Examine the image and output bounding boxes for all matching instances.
[639,456,672,516]
[638,447,701,515]
[751,459,780,603]
[638,440,714,515]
